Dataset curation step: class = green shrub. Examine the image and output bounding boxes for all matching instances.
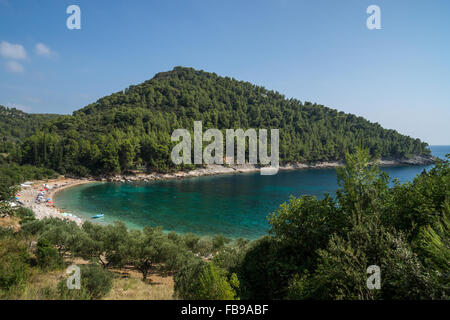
[174,261,238,300]
[212,235,231,252]
[21,218,86,258]
[0,226,14,240]
[0,238,30,294]
[235,236,292,299]
[14,207,35,224]
[80,264,113,299]
[182,233,200,251]
[57,280,92,300]
[58,264,113,300]
[196,237,213,257]
[36,238,64,271]
[212,238,251,272]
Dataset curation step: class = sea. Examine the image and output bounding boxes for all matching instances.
[54,145,449,239]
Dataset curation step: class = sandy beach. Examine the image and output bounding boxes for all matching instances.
[18,178,93,225]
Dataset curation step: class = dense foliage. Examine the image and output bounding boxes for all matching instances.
[7,67,430,176]
[0,237,30,296]
[174,262,239,300]
[58,264,113,300]
[0,105,58,156]
[0,215,244,299]
[0,150,448,300]
[0,106,59,202]
[234,150,449,299]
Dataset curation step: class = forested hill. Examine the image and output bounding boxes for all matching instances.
[17,67,430,176]
[0,106,59,156]
[0,106,59,141]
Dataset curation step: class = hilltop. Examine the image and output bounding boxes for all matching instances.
[11,67,431,175]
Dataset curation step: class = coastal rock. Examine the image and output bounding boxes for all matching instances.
[378,155,435,166]
[399,155,435,165]
[90,155,436,184]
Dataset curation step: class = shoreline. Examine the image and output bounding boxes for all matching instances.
[100,155,435,183]
[18,178,94,226]
[19,155,435,225]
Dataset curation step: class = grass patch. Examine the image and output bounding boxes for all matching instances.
[105,267,174,300]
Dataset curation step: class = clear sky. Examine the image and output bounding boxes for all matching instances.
[1,0,449,144]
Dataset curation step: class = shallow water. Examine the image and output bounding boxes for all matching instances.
[54,146,449,239]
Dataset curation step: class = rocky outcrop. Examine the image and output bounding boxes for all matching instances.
[378,155,436,166]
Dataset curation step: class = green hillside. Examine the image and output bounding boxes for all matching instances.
[16,67,430,175]
[0,106,59,141]
[0,106,59,159]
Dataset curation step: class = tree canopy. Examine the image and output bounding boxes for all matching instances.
[1,67,430,176]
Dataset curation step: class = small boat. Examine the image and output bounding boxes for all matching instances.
[92,214,104,219]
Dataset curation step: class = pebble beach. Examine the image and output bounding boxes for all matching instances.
[17,178,93,226]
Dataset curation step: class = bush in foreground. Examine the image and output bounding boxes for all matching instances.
[174,260,238,300]
[36,238,64,271]
[0,238,30,297]
[58,264,113,300]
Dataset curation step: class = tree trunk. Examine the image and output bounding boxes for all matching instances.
[99,255,108,268]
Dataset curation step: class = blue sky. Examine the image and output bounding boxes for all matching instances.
[0,0,449,144]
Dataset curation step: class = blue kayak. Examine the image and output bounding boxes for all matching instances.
[92,214,104,219]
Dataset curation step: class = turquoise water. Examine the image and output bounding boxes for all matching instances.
[54,146,449,239]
